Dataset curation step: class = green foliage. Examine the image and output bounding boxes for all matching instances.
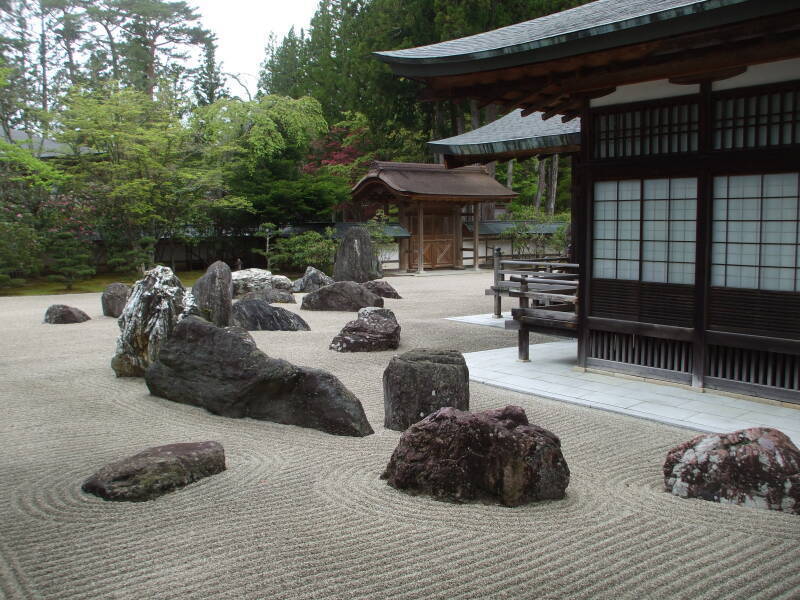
[272,230,337,274]
[251,222,277,270]
[106,236,156,275]
[499,207,571,258]
[0,220,41,287]
[46,230,95,289]
[365,209,395,264]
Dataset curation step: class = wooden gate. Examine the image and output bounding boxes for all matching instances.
[408,213,456,269]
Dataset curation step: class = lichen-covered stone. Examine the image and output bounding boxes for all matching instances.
[664,427,800,514]
[292,266,334,293]
[192,261,233,326]
[301,281,383,311]
[361,280,402,299]
[231,299,310,331]
[330,307,399,352]
[231,269,292,297]
[82,441,225,502]
[111,266,187,377]
[383,348,469,431]
[382,406,569,506]
[333,226,382,283]
[101,283,131,318]
[145,316,373,437]
[44,304,90,324]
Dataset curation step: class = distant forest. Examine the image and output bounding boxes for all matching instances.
[0,0,586,283]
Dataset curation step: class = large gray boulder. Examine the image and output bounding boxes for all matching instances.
[292,266,334,293]
[330,307,400,352]
[192,261,233,327]
[111,266,187,377]
[82,441,225,502]
[301,281,383,311]
[333,226,382,283]
[231,299,310,331]
[383,349,469,431]
[145,316,373,437]
[361,280,402,299]
[240,288,296,304]
[232,269,292,297]
[664,428,800,514]
[382,406,570,506]
[44,304,90,324]
[101,283,131,318]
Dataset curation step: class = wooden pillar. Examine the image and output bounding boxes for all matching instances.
[473,201,480,271]
[417,202,425,274]
[453,205,463,268]
[398,209,409,271]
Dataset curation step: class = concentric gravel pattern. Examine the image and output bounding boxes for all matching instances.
[1,276,798,600]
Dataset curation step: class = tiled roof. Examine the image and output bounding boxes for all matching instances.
[428,110,581,158]
[375,0,746,64]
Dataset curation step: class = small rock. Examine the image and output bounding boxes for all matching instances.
[664,427,800,514]
[361,280,402,299]
[101,283,131,318]
[145,316,373,437]
[382,406,570,507]
[292,266,334,293]
[240,288,296,304]
[270,275,292,290]
[330,307,400,352]
[82,441,225,502]
[231,299,310,331]
[192,261,233,327]
[111,266,188,377]
[383,349,469,431]
[44,304,90,324]
[333,226,382,283]
[301,281,383,311]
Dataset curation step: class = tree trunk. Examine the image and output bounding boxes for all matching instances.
[534,157,548,211]
[469,99,480,130]
[506,159,514,189]
[547,154,560,215]
[455,101,465,135]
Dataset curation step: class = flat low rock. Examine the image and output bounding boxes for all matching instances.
[101,283,131,318]
[292,266,334,293]
[664,427,800,514]
[232,269,292,297]
[382,406,570,507]
[330,307,400,352]
[145,316,373,437]
[361,280,402,299]
[44,304,90,324]
[231,299,310,331]
[240,288,296,304]
[82,441,225,502]
[192,261,233,326]
[301,281,383,311]
[383,348,469,431]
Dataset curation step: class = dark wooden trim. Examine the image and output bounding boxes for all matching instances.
[706,331,800,356]
[694,85,712,388]
[704,377,800,405]
[586,317,694,342]
[586,358,693,385]
[577,99,591,368]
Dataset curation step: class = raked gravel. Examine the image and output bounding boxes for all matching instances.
[0,271,798,600]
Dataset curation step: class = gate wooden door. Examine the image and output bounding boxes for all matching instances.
[409,212,456,269]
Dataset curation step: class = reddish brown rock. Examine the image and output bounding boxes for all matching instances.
[101,283,131,318]
[664,428,800,514]
[82,441,225,502]
[329,307,399,352]
[361,280,402,299]
[382,405,570,507]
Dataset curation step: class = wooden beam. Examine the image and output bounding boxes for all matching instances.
[417,202,424,274]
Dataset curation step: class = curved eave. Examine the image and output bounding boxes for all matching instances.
[429,132,581,159]
[351,176,517,203]
[374,0,787,78]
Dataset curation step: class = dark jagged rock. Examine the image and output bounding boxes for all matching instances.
[361,280,402,299]
[231,269,292,297]
[111,266,187,378]
[240,288,296,304]
[301,281,383,311]
[292,266,334,293]
[231,299,310,331]
[44,304,90,324]
[101,283,131,318]
[145,316,373,437]
[383,349,469,431]
[664,428,800,514]
[192,261,233,327]
[330,307,400,352]
[333,226,382,283]
[82,441,225,502]
[382,406,570,507]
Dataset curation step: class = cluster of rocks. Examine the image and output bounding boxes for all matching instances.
[330,307,400,352]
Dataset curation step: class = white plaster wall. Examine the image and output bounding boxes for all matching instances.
[591,79,699,107]
[712,58,800,91]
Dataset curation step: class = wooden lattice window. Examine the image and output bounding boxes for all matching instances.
[713,83,800,150]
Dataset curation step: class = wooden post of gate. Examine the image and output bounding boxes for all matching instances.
[417,202,425,274]
[453,205,464,268]
[472,201,480,271]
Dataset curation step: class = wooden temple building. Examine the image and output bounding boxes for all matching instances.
[376,0,800,403]
[351,161,517,271]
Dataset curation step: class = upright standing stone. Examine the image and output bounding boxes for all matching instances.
[192,261,233,326]
[111,266,187,377]
[333,226,382,283]
[383,348,470,431]
[101,283,131,318]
